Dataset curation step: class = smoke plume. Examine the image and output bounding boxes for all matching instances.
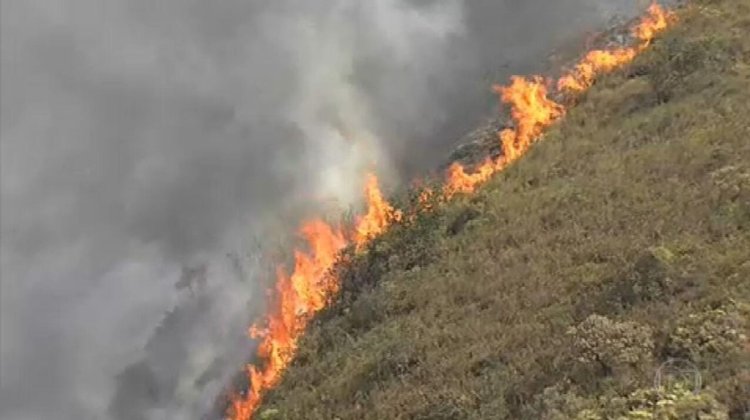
[1,1,644,419]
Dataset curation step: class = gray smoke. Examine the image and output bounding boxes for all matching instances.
[0,1,644,419]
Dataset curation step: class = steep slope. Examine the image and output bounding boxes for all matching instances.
[252,0,750,418]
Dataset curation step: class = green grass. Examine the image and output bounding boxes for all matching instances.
[254,0,750,418]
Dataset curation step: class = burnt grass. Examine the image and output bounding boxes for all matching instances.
[250,0,750,418]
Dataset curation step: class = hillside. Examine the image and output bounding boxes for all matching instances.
[249,0,750,418]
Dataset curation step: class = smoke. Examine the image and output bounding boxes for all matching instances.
[0,1,644,419]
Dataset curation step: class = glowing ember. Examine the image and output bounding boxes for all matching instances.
[418,187,437,211]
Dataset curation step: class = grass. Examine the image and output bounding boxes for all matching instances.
[252,0,750,418]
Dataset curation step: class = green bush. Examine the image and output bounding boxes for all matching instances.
[666,301,748,362]
[523,383,594,420]
[602,247,678,312]
[569,315,654,374]
[594,383,727,419]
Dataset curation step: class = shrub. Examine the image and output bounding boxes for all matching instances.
[523,383,594,420]
[647,33,734,103]
[569,315,655,375]
[617,384,728,419]
[604,247,678,311]
[666,301,748,362]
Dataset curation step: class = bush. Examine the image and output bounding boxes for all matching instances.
[569,315,655,375]
[666,301,748,362]
[523,383,594,420]
[603,384,727,419]
[603,247,678,312]
[646,33,734,103]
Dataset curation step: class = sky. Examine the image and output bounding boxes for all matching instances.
[0,1,644,419]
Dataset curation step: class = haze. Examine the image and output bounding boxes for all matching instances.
[1,1,644,419]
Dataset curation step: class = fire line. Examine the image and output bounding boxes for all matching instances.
[227,3,674,419]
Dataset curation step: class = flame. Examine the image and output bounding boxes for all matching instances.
[418,187,436,211]
[496,76,566,163]
[632,3,672,45]
[354,173,403,247]
[558,3,674,93]
[227,3,674,419]
[557,48,638,92]
[229,175,399,418]
[445,76,564,196]
[445,158,497,197]
[447,3,672,196]
[230,219,346,418]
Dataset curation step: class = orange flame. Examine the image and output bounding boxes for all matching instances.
[417,187,437,212]
[632,2,672,45]
[557,48,637,92]
[447,3,672,196]
[445,76,564,196]
[230,219,346,418]
[354,173,403,247]
[445,158,497,197]
[230,175,400,419]
[228,4,674,419]
[496,76,565,163]
[558,3,673,93]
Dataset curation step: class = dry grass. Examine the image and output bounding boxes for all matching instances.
[254,0,750,418]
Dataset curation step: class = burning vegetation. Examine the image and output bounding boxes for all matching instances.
[221,2,750,419]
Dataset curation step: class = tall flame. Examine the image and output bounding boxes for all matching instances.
[354,173,403,248]
[231,220,346,419]
[228,3,673,419]
[632,2,672,45]
[229,174,400,418]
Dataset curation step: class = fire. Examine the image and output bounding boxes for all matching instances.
[230,219,346,418]
[417,187,437,212]
[558,3,674,93]
[228,3,674,419]
[557,48,637,92]
[354,173,403,247]
[448,2,672,195]
[495,76,565,163]
[229,174,399,419]
[632,3,673,45]
[445,76,564,196]
[445,158,497,197]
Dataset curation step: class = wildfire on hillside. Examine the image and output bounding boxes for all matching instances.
[227,3,674,419]
[558,3,672,92]
[445,3,673,197]
[228,174,402,419]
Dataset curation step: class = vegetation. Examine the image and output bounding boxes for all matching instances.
[254,0,750,418]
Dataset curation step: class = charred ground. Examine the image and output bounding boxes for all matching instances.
[246,0,750,418]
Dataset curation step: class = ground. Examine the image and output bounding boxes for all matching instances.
[252,0,750,418]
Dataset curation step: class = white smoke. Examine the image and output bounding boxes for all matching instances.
[0,0,645,419]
